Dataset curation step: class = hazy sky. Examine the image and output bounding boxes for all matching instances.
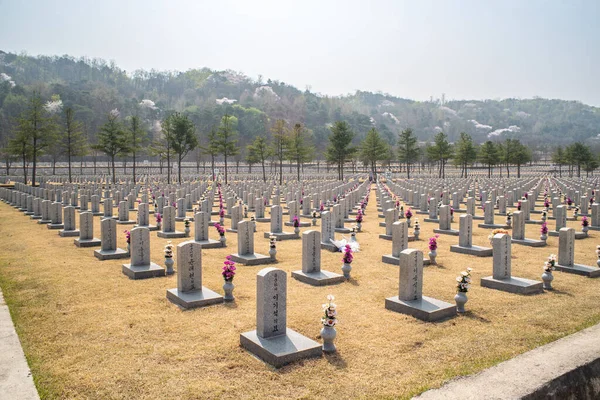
[1,0,599,105]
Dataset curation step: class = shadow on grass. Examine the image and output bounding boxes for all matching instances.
[348,278,360,286]
[461,310,492,323]
[223,301,239,309]
[324,351,348,369]
[547,288,574,297]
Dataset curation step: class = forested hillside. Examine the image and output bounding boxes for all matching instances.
[1,50,599,162]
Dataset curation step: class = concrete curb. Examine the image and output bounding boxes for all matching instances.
[0,288,39,400]
[414,322,600,399]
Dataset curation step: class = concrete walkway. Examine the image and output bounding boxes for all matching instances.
[414,322,600,399]
[0,288,39,400]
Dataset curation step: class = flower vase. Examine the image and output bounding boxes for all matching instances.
[223,280,235,302]
[597,256,600,268]
[428,250,437,264]
[184,227,190,237]
[127,243,130,253]
[540,234,547,241]
[357,222,362,232]
[583,226,589,234]
[220,217,224,225]
[220,235,226,247]
[506,219,512,228]
[312,218,317,226]
[294,227,300,235]
[454,291,468,313]
[320,325,337,353]
[541,215,546,222]
[341,262,352,279]
[541,271,553,290]
[413,228,420,240]
[406,217,411,227]
[157,222,161,231]
[165,257,174,275]
[269,248,277,260]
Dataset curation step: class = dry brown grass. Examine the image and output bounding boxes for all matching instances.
[1,187,600,399]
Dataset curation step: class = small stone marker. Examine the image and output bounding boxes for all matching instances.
[481,233,543,294]
[94,217,129,260]
[122,227,165,279]
[74,212,101,247]
[554,227,600,277]
[450,213,492,256]
[166,241,223,308]
[240,267,321,368]
[385,249,455,322]
[292,230,344,285]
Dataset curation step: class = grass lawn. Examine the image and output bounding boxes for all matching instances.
[1,186,599,399]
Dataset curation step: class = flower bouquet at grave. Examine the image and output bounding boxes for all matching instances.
[155,213,162,225]
[342,244,353,264]
[582,216,589,233]
[596,246,600,266]
[356,209,363,223]
[487,229,509,243]
[184,219,190,228]
[524,192,529,199]
[222,255,236,281]
[269,236,277,249]
[214,223,225,237]
[506,211,513,222]
[591,197,595,206]
[540,222,548,240]
[517,200,522,211]
[320,202,325,212]
[124,230,131,245]
[450,207,454,221]
[544,198,550,209]
[399,205,404,218]
[164,241,174,258]
[428,235,439,252]
[541,210,547,220]
[293,215,300,228]
[544,254,556,272]
[573,206,580,219]
[219,208,225,218]
[321,295,337,327]
[456,268,472,292]
[405,208,412,219]
[567,197,573,207]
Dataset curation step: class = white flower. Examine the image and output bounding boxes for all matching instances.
[139,99,157,110]
[44,99,63,114]
[109,108,120,118]
[456,277,462,282]
[326,294,335,302]
[466,267,473,272]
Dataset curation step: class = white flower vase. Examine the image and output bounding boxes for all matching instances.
[413,228,420,240]
[269,248,277,260]
[506,219,512,228]
[165,257,174,275]
[312,218,317,226]
[406,217,411,227]
[583,226,589,234]
[357,222,362,232]
[220,217,224,225]
[223,280,235,302]
[157,222,161,231]
[540,234,547,241]
[597,256,600,268]
[320,325,337,353]
[342,262,352,279]
[541,271,553,290]
[454,291,468,313]
[220,235,226,247]
[184,227,190,237]
[127,243,130,254]
[294,227,300,235]
[428,250,437,264]
[541,215,546,222]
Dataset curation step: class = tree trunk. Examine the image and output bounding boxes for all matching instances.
[261,160,266,182]
[210,154,215,181]
[133,150,136,183]
[111,156,116,184]
[224,155,228,184]
[178,153,183,183]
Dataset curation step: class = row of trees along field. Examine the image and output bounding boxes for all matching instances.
[3,91,599,185]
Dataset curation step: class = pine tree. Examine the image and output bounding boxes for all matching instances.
[325,121,356,180]
[127,115,146,183]
[216,114,239,184]
[94,110,129,184]
[478,141,500,178]
[453,132,477,178]
[360,128,389,180]
[247,135,272,182]
[285,123,314,181]
[397,128,419,179]
[270,119,287,185]
[168,112,197,183]
[63,107,87,183]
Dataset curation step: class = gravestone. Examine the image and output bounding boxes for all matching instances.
[433,205,459,236]
[378,208,398,241]
[122,227,165,279]
[554,227,600,277]
[320,210,338,252]
[91,195,102,216]
[511,211,545,247]
[481,233,543,294]
[193,211,221,248]
[103,198,113,218]
[385,249,455,321]
[227,205,240,233]
[292,230,344,285]
[117,201,135,225]
[230,220,274,266]
[157,206,186,238]
[38,199,52,224]
[47,202,64,229]
[382,221,409,265]
[94,217,129,260]
[450,213,492,256]
[59,206,80,237]
[240,268,321,368]
[136,203,158,231]
[74,212,101,247]
[478,201,506,229]
[263,205,296,240]
[166,241,223,308]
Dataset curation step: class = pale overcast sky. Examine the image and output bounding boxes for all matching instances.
[1,0,599,105]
